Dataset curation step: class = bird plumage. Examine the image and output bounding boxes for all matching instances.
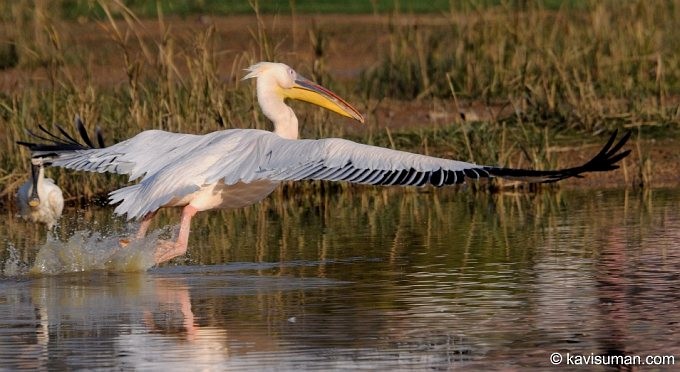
[17,62,632,264]
[20,127,630,220]
[16,161,64,230]
[15,115,106,231]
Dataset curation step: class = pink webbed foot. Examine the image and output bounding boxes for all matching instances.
[154,239,189,264]
[154,205,197,264]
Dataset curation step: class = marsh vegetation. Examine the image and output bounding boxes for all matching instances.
[1,0,678,205]
[1,3,679,368]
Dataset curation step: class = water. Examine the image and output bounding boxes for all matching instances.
[1,187,679,370]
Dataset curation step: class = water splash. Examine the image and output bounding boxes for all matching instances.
[2,243,29,277]
[27,229,168,275]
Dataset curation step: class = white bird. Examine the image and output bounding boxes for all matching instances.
[18,62,631,264]
[16,159,64,230]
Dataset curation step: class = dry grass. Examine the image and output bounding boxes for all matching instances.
[361,1,680,131]
[0,1,676,206]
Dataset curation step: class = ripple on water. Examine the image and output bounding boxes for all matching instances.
[1,189,680,369]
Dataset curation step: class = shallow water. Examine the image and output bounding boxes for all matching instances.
[1,187,679,370]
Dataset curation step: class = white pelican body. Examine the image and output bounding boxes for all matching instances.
[165,180,278,211]
[20,62,630,264]
[16,161,64,230]
[99,130,283,217]
[100,128,485,220]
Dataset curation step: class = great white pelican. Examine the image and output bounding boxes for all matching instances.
[18,62,631,264]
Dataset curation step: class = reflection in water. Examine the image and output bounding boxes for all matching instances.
[1,188,679,369]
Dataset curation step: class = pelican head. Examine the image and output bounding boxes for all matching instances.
[243,62,364,139]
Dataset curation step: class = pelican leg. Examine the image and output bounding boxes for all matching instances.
[119,211,157,247]
[154,205,198,264]
[136,211,157,238]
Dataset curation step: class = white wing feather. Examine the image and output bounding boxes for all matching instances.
[44,129,484,218]
[24,127,631,219]
[206,133,484,184]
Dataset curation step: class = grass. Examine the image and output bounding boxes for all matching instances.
[360,1,680,131]
[1,0,509,20]
[0,0,674,206]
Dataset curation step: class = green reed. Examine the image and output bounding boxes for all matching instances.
[360,0,680,132]
[0,1,666,207]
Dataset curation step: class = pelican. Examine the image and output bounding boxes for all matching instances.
[16,158,64,230]
[18,62,631,264]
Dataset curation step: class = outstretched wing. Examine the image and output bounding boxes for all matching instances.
[18,122,631,220]
[19,121,202,182]
[203,130,631,186]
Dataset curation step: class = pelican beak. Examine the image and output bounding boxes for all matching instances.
[284,76,365,123]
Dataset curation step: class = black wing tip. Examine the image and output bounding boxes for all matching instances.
[96,126,106,148]
[550,130,632,181]
[16,116,107,154]
[486,130,632,183]
[76,115,95,148]
[579,130,632,171]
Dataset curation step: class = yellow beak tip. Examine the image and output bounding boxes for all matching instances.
[288,79,365,124]
[28,199,40,207]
